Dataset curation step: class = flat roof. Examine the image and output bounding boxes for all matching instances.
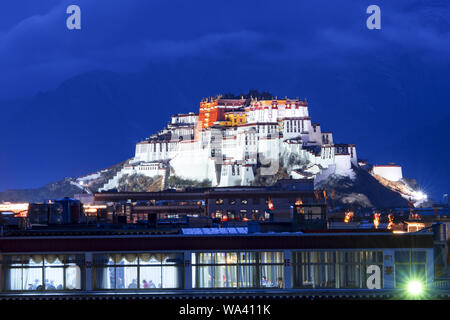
[94,189,316,201]
[0,231,434,253]
[373,165,402,168]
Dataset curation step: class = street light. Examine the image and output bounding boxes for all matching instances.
[407,280,423,296]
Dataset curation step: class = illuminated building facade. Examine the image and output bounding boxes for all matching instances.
[94,179,325,225]
[0,229,438,299]
[100,96,358,191]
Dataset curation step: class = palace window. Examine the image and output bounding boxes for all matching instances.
[3,254,84,291]
[93,253,183,290]
[191,251,284,289]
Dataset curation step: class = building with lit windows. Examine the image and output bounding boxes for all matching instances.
[0,226,445,299]
[94,179,326,224]
[100,96,358,191]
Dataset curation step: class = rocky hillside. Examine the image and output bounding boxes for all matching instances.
[0,160,128,202]
[0,178,87,203]
[315,166,410,208]
[1,158,412,209]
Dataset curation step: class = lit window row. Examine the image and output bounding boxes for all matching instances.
[0,250,428,291]
[192,252,284,289]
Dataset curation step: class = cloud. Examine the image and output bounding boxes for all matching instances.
[0,0,449,98]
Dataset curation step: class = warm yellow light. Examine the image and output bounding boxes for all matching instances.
[83,204,107,214]
[0,203,29,215]
[344,210,354,223]
[406,222,425,233]
[387,214,394,229]
[83,205,107,209]
[373,213,381,229]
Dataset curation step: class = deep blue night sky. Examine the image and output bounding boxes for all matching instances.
[1,0,450,200]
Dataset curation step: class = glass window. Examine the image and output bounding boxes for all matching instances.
[395,251,410,263]
[215,252,238,264]
[116,266,138,289]
[213,265,238,288]
[394,250,427,288]
[65,264,81,290]
[365,251,383,264]
[338,263,361,288]
[260,252,283,264]
[292,251,383,289]
[93,252,183,290]
[395,264,410,287]
[240,252,258,264]
[261,264,284,288]
[411,251,426,263]
[239,265,258,288]
[191,251,284,289]
[3,254,84,291]
[6,268,24,291]
[140,266,161,288]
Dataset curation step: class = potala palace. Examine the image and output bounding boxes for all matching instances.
[100,96,358,191]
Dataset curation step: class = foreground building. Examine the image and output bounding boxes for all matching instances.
[1,186,448,299]
[94,179,326,226]
[0,227,443,299]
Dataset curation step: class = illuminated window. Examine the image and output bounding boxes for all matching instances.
[192,251,284,289]
[394,250,427,288]
[291,250,383,289]
[93,253,183,290]
[3,255,84,291]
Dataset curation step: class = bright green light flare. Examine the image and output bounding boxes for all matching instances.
[407,280,423,296]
